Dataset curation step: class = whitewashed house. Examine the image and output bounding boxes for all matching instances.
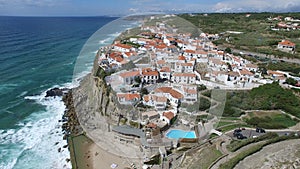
[172,73,196,84]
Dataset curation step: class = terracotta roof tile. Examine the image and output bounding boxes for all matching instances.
[114,43,132,49]
[119,71,140,78]
[278,40,295,47]
[163,111,174,120]
[173,73,196,77]
[155,87,184,99]
[117,93,140,101]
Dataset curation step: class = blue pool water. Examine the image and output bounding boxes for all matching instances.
[166,129,197,139]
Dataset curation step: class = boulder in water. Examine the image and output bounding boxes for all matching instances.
[45,87,68,97]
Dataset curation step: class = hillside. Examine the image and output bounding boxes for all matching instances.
[179,13,300,59]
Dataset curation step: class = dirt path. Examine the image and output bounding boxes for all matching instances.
[210,140,268,169]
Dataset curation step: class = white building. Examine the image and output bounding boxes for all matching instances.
[172,73,196,84]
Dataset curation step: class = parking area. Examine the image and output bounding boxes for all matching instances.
[227,128,300,140]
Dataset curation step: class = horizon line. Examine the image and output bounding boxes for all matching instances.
[0,11,299,17]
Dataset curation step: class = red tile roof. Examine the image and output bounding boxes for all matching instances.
[181,63,193,67]
[240,69,253,76]
[178,55,186,60]
[117,93,140,101]
[155,87,184,99]
[119,71,140,78]
[142,68,159,76]
[114,43,132,49]
[147,122,157,129]
[160,66,171,72]
[173,73,196,77]
[185,49,196,54]
[163,111,174,120]
[278,40,295,47]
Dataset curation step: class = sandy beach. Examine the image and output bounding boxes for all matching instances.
[69,134,136,169]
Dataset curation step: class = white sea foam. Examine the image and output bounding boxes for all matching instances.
[109,31,121,37]
[1,17,140,169]
[99,37,113,45]
[1,92,72,169]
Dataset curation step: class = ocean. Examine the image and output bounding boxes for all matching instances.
[0,16,138,169]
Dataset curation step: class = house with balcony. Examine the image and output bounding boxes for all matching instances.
[182,85,198,103]
[159,66,171,80]
[141,68,160,84]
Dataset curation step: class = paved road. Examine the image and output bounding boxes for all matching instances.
[218,46,300,64]
[226,128,300,139]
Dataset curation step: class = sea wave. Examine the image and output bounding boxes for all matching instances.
[1,91,71,169]
[0,17,140,169]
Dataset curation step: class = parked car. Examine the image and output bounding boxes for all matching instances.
[256,127,266,133]
[237,133,247,139]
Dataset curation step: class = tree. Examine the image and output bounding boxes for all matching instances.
[225,47,232,54]
[140,88,149,95]
[134,76,141,84]
[197,84,207,91]
[286,77,297,86]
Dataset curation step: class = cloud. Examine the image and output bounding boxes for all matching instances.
[129,0,300,14]
[0,0,64,7]
[213,0,300,12]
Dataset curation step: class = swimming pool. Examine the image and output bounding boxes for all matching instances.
[166,129,197,139]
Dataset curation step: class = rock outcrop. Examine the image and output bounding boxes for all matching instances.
[46,87,68,97]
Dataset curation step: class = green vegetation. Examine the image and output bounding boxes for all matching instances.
[221,117,240,121]
[227,132,278,152]
[186,145,223,169]
[224,82,300,118]
[95,67,110,79]
[179,13,300,58]
[199,97,212,111]
[244,111,298,129]
[209,133,219,139]
[195,114,214,123]
[217,123,250,132]
[140,87,149,95]
[197,84,207,91]
[286,77,298,86]
[182,96,211,112]
[261,61,300,75]
[129,120,139,128]
[220,134,300,169]
[216,121,234,128]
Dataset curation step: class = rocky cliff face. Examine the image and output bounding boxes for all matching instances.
[63,52,131,138]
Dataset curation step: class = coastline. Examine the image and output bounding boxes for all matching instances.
[62,84,134,169]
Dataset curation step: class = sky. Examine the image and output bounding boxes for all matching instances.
[0,0,299,16]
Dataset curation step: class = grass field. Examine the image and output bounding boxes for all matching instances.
[243,111,298,129]
[217,123,251,132]
[215,121,235,128]
[179,13,300,59]
[186,145,223,169]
